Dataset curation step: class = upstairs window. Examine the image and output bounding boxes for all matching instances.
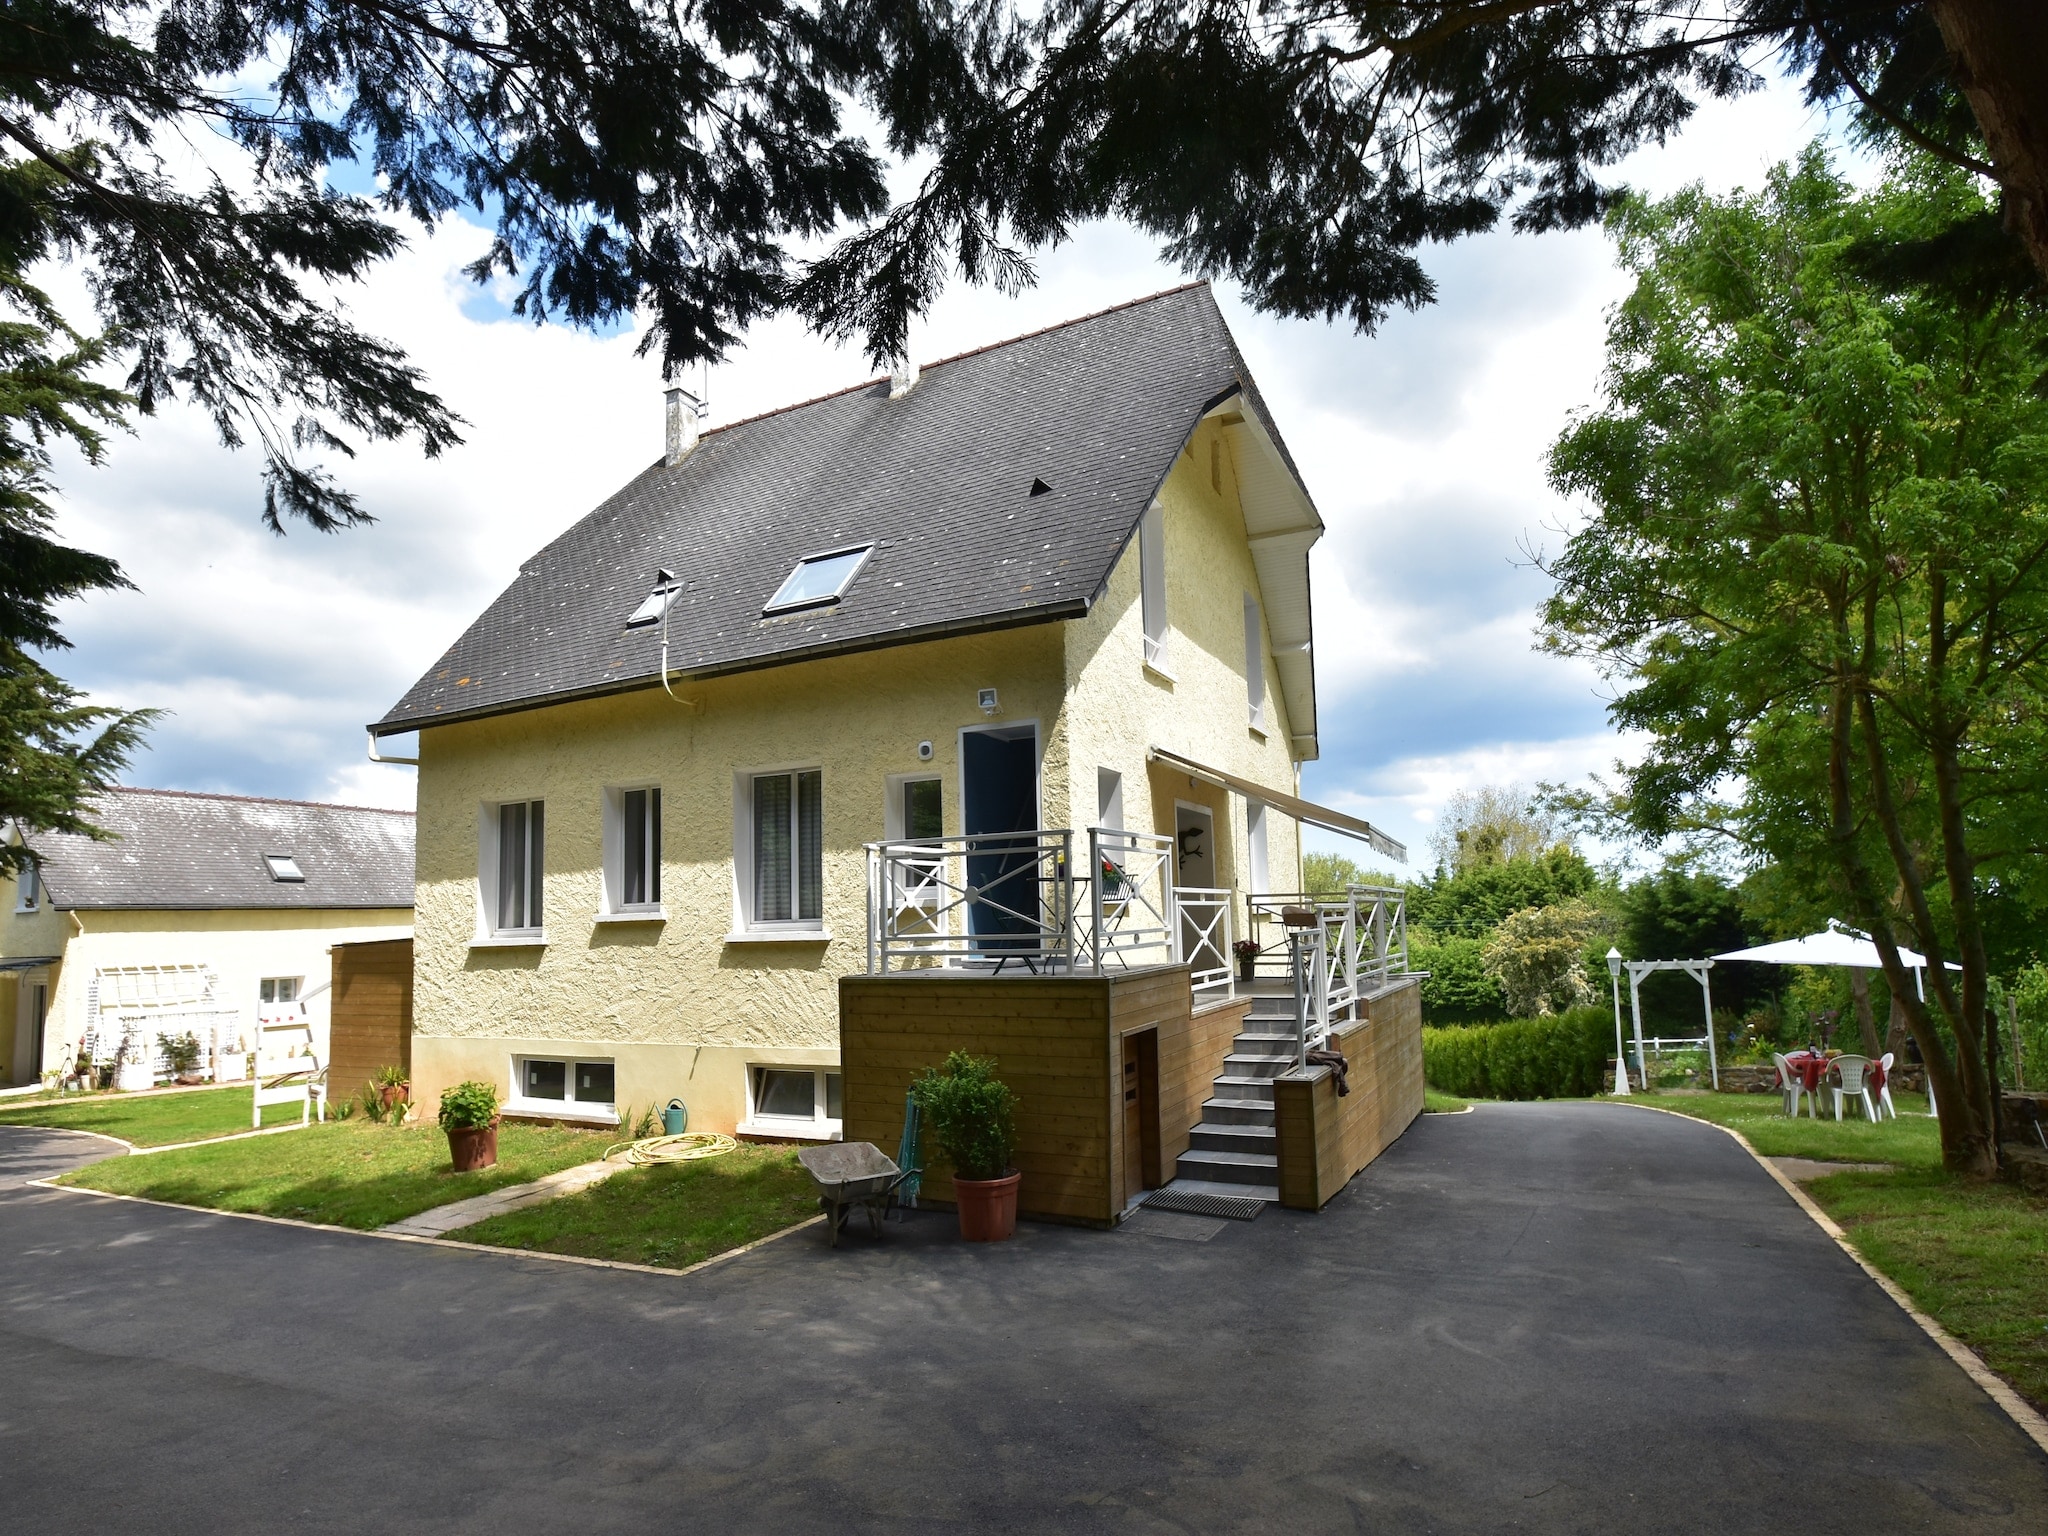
[1243,591,1267,731]
[1139,504,1167,667]
[15,860,39,912]
[604,786,663,912]
[263,854,304,882]
[751,770,822,925]
[486,799,546,935]
[765,546,870,614]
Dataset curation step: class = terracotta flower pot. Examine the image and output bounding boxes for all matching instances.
[952,1170,1021,1242]
[446,1119,500,1172]
[379,1083,410,1110]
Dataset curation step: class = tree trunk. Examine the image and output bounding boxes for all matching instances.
[1928,0,2048,282]
[1884,990,1910,1061]
[1849,968,1882,1058]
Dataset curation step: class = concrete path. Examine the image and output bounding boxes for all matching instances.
[378,1156,627,1237]
[3,1106,2044,1533]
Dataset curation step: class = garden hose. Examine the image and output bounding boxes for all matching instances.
[603,1131,739,1166]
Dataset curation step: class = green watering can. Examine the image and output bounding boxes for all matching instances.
[662,1098,689,1137]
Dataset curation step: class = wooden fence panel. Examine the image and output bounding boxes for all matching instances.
[328,938,412,1111]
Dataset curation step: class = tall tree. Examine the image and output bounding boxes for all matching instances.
[1541,147,2048,1176]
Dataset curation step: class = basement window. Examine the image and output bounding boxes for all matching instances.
[765,546,870,614]
[740,1065,844,1140]
[512,1057,617,1122]
[263,854,304,883]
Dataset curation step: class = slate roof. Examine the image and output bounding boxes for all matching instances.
[378,282,1305,734]
[15,789,416,911]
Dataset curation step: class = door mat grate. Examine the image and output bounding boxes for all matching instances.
[1142,1187,1266,1221]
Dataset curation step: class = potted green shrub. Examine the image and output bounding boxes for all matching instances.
[373,1063,411,1112]
[163,1031,203,1084]
[438,1080,500,1171]
[910,1051,1020,1241]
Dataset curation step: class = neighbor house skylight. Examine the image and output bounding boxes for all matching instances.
[625,570,682,627]
[764,546,871,613]
[263,854,304,882]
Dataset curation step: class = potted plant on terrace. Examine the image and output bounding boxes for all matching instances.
[439,1080,500,1171]
[1232,938,1262,984]
[910,1051,1020,1242]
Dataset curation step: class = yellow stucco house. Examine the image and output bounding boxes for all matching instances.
[1,790,414,1088]
[374,284,1405,1153]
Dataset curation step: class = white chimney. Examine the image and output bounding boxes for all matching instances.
[664,386,704,465]
[888,353,919,400]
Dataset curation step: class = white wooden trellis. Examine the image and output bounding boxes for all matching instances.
[1624,959,1720,1090]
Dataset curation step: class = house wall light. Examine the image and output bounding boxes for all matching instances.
[917,740,934,761]
[977,688,999,716]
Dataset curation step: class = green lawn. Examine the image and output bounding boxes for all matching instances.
[1628,1089,1943,1170]
[1424,1089,1470,1113]
[449,1144,821,1269]
[1808,1169,2048,1415]
[0,1086,310,1147]
[58,1119,616,1229]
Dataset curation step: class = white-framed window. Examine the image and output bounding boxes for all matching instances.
[602,785,663,914]
[1139,503,1168,668]
[1247,803,1269,894]
[1243,591,1267,731]
[263,853,305,883]
[513,1056,616,1120]
[1097,767,1124,830]
[884,774,944,902]
[742,1065,843,1139]
[15,859,39,912]
[258,976,302,1007]
[479,799,546,938]
[741,769,822,928]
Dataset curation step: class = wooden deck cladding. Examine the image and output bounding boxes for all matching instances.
[328,938,413,1110]
[840,966,1237,1227]
[1272,978,1424,1211]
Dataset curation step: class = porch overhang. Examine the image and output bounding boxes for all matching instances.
[0,955,59,973]
[1147,749,1406,862]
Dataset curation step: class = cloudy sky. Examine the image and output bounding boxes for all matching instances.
[39,76,1844,875]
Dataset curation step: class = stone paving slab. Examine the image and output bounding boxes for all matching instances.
[1770,1155,1896,1182]
[378,1156,626,1237]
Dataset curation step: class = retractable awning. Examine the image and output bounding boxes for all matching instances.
[1148,749,1406,861]
[0,955,58,973]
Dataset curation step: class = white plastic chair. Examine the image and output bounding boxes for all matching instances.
[1876,1052,1898,1120]
[1830,1054,1878,1122]
[1772,1053,1814,1119]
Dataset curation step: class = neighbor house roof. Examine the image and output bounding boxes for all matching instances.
[375,283,1325,751]
[12,789,416,911]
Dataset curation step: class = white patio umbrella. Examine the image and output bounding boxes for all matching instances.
[1712,919,1955,1116]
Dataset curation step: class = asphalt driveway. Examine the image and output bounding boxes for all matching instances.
[2,1103,2042,1533]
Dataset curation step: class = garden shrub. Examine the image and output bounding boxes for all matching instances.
[1422,1007,1612,1099]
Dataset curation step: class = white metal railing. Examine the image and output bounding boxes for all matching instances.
[866,830,1079,972]
[1085,828,1176,972]
[1174,886,1233,995]
[1245,886,1409,992]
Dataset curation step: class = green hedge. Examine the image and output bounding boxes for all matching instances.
[1422,1007,1612,1100]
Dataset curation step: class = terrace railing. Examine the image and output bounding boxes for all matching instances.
[866,830,1079,973]
[1084,828,1177,973]
[1174,887,1234,996]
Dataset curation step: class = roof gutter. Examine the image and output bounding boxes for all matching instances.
[370,597,1089,738]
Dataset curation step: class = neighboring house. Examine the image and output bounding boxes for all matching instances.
[375,282,1406,1147]
[1,791,415,1087]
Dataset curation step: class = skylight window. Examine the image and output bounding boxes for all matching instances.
[625,569,682,627]
[263,854,304,883]
[764,546,871,613]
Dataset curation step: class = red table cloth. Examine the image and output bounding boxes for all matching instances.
[1786,1051,1885,1095]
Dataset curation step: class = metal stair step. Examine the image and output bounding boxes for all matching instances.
[1175,1148,1282,1186]
[1189,1123,1276,1154]
[1200,1097,1276,1127]
[1209,1075,1275,1103]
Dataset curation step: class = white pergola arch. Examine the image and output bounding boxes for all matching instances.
[1614,959,1719,1092]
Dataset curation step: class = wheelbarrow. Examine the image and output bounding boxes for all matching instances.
[797,1142,919,1247]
